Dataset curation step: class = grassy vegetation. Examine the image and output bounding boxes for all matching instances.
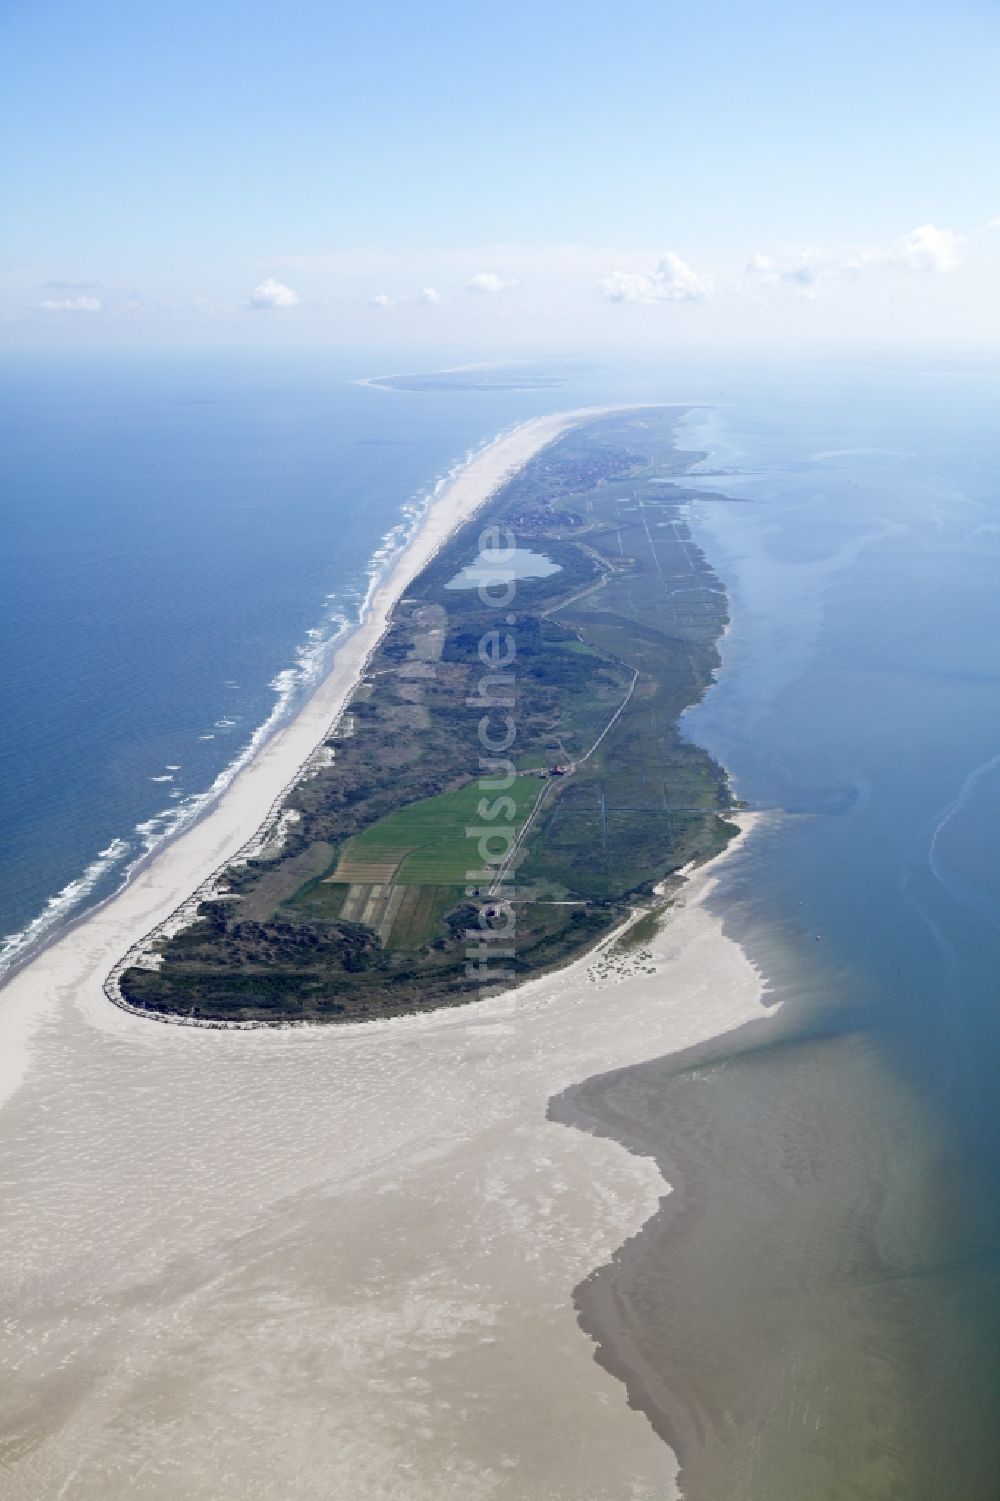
[612,904,670,952]
[120,409,739,1024]
[330,775,542,885]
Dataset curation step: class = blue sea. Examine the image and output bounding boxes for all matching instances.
[1,345,997,1491]
[0,351,574,971]
[671,361,999,1494]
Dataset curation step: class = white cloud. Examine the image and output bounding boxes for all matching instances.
[890,223,959,273]
[745,224,960,300]
[41,279,102,293]
[599,252,712,304]
[746,251,816,283]
[599,272,652,303]
[371,292,394,308]
[843,223,959,277]
[745,251,820,296]
[420,285,443,303]
[466,271,517,293]
[248,278,300,309]
[784,263,819,287]
[40,295,102,312]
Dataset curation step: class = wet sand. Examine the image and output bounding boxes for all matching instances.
[0,827,771,1499]
[550,835,955,1500]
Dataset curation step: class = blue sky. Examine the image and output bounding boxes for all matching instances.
[3,0,998,347]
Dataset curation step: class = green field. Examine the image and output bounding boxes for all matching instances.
[555,638,603,658]
[331,775,543,885]
[286,776,546,949]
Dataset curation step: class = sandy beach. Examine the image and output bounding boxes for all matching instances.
[0,413,770,1499]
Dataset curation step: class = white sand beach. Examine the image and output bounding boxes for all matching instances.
[0,413,769,1500]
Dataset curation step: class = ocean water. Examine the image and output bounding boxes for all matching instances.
[645,361,1000,1495]
[682,361,1000,1216]
[1,346,997,1493]
[535,356,998,1498]
[0,350,575,973]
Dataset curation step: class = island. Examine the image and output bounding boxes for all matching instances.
[361,360,594,393]
[117,409,739,1024]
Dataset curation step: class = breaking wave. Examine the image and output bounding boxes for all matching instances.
[0,433,495,983]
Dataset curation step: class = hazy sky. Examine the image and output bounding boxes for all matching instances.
[3,0,998,349]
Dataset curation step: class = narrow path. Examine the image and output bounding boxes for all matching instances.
[579,669,639,763]
[487,776,559,897]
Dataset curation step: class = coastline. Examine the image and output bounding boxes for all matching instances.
[0,409,776,1498]
[105,397,724,1029]
[0,408,631,1072]
[547,831,781,1490]
[0,424,504,988]
[0,809,769,1501]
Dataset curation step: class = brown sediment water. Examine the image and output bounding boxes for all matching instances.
[550,884,995,1500]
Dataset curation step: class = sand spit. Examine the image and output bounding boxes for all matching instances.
[0,409,770,1499]
[0,817,766,1501]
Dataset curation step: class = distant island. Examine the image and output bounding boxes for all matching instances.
[362,360,602,393]
[118,409,739,1024]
